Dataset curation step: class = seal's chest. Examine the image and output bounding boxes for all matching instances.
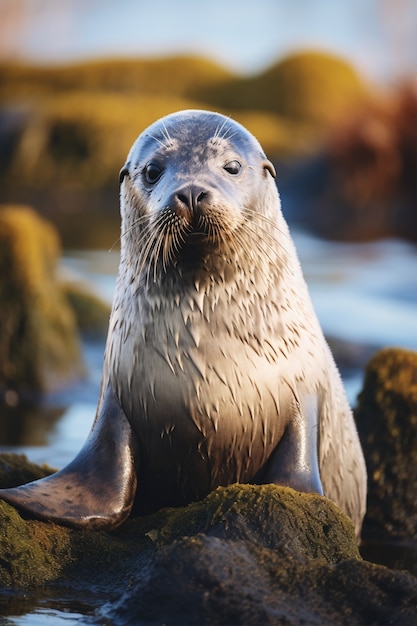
[131,307,285,453]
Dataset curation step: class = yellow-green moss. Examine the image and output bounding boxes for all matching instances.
[1,453,415,625]
[139,484,359,565]
[0,205,83,393]
[0,453,360,589]
[4,92,204,191]
[199,50,367,131]
[259,50,367,124]
[0,502,74,587]
[0,55,232,193]
[0,55,233,102]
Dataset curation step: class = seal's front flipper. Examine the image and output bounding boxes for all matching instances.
[260,393,324,496]
[0,384,138,531]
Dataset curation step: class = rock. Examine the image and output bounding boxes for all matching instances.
[107,537,417,626]
[62,281,111,339]
[0,454,416,625]
[0,452,55,488]
[0,205,84,398]
[356,347,417,573]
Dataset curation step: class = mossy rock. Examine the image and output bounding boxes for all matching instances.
[62,281,111,338]
[199,50,367,130]
[0,205,83,394]
[0,51,368,202]
[356,347,417,542]
[0,454,359,589]
[0,453,416,624]
[0,55,233,101]
[0,452,55,488]
[140,483,359,564]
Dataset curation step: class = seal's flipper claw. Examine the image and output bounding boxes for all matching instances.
[0,384,138,531]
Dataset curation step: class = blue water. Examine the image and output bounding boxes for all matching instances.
[1,230,416,624]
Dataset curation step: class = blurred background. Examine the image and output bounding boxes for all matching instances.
[0,0,416,246]
[0,0,416,466]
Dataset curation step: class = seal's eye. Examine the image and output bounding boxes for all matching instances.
[223,160,242,175]
[144,162,163,184]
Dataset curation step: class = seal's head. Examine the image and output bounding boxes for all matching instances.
[118,110,277,282]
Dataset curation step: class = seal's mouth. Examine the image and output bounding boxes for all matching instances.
[183,214,224,243]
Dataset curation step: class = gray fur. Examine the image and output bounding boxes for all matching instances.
[0,110,367,536]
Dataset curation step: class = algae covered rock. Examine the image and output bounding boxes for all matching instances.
[356,347,417,539]
[140,483,359,564]
[356,347,417,544]
[1,453,416,625]
[0,459,358,589]
[105,485,417,626]
[200,50,366,130]
[62,281,111,339]
[0,204,83,396]
[0,452,54,488]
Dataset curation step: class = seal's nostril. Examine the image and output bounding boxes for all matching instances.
[175,186,210,212]
[176,193,188,206]
[197,191,209,204]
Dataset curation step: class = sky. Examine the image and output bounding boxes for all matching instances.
[0,0,416,82]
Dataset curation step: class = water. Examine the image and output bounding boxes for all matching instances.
[1,230,416,624]
[0,589,99,625]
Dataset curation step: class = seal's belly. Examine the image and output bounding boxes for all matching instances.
[122,339,286,513]
[109,286,308,513]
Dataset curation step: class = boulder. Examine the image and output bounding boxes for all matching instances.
[356,347,417,573]
[0,455,416,625]
[0,205,83,398]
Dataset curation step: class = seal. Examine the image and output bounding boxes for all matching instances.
[0,110,367,536]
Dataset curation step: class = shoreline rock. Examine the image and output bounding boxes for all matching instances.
[356,347,417,575]
[0,455,416,625]
[0,205,84,398]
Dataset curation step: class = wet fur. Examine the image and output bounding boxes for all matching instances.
[0,110,367,537]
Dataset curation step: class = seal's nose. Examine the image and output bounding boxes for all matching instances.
[174,185,210,219]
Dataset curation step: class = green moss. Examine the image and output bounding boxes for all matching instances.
[260,50,366,124]
[356,348,417,540]
[140,484,359,564]
[0,56,231,193]
[0,501,71,586]
[0,205,83,393]
[3,92,204,193]
[1,454,415,625]
[0,50,377,251]
[1,415,416,623]
[0,453,359,589]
